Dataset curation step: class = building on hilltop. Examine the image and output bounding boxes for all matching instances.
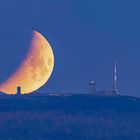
[17,86,21,95]
[89,80,96,94]
[89,60,119,95]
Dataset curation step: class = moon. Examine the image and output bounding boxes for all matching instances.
[0,31,54,94]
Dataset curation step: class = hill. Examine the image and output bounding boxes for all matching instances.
[0,93,140,140]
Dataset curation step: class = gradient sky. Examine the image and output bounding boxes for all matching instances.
[0,0,140,97]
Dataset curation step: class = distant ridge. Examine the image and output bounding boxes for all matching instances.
[0,93,139,111]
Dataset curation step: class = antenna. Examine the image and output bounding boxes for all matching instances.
[113,60,119,94]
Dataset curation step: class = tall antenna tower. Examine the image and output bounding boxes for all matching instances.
[113,60,119,94]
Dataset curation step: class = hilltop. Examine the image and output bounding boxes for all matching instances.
[0,93,140,140]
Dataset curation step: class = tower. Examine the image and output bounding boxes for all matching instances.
[113,60,119,94]
[89,80,96,94]
[17,86,21,95]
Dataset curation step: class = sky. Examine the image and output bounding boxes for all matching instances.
[0,0,140,97]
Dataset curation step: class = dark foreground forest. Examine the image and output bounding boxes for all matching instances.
[0,93,140,140]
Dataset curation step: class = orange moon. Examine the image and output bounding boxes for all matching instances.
[0,31,54,94]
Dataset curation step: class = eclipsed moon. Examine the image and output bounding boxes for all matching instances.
[0,31,54,94]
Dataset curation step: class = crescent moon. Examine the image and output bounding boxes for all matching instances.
[0,31,54,94]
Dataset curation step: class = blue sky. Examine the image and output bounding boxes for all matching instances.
[0,0,140,97]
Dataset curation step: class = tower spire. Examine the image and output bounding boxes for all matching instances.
[113,60,119,94]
